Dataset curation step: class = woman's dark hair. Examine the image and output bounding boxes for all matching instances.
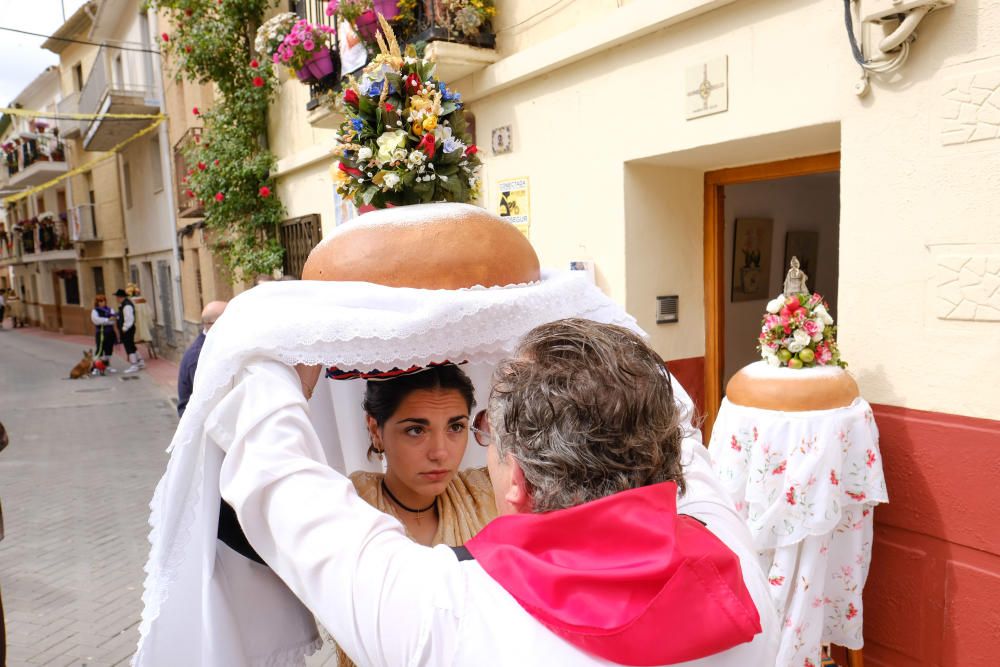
[363,364,476,459]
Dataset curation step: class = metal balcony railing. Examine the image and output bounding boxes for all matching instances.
[3,132,66,177]
[69,204,98,242]
[79,41,159,119]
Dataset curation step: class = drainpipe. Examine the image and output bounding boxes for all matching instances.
[147,5,185,340]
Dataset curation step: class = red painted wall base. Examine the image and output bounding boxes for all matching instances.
[864,404,1000,667]
[666,355,705,418]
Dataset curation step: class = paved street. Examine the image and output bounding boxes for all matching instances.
[0,328,178,666]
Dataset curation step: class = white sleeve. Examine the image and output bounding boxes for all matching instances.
[91,309,111,325]
[212,360,449,667]
[124,304,135,330]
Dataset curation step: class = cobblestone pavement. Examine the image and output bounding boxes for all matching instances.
[0,328,178,666]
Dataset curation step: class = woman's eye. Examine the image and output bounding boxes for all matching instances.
[404,426,425,437]
[448,422,467,433]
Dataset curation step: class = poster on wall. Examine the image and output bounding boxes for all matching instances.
[783,231,819,290]
[731,217,773,302]
[496,177,530,237]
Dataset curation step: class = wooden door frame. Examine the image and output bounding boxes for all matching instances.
[703,152,841,436]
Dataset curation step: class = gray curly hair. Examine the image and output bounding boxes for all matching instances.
[488,318,685,513]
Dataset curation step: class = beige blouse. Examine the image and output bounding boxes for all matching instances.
[330,468,497,667]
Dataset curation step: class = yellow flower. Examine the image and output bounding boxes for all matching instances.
[376,129,408,163]
[412,120,425,136]
[422,115,438,132]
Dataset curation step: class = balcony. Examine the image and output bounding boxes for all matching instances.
[3,130,68,188]
[57,92,82,138]
[79,42,160,152]
[173,127,204,218]
[8,214,76,264]
[68,204,99,242]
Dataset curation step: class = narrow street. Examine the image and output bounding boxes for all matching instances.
[0,328,178,665]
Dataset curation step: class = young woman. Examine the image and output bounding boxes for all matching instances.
[90,294,117,372]
[332,364,496,665]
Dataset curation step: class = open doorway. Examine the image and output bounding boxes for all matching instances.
[703,153,840,433]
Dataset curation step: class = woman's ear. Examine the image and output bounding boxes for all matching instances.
[366,414,382,451]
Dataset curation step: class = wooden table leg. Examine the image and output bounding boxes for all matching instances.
[845,648,864,667]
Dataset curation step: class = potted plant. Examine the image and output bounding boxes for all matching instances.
[274,19,338,84]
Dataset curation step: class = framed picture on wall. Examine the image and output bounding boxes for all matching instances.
[783,231,819,290]
[731,217,773,301]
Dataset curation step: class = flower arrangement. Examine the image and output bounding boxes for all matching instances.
[254,12,299,61]
[757,292,846,369]
[331,16,481,208]
[437,0,495,38]
[327,0,494,47]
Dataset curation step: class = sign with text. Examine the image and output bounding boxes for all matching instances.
[496,177,530,236]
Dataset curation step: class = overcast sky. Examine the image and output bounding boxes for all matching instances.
[0,0,89,105]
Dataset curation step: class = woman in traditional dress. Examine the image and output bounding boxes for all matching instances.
[326,364,495,665]
[90,294,117,372]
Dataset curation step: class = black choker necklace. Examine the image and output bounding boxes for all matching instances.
[381,480,436,520]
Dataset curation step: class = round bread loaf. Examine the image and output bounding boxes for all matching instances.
[726,361,859,411]
[302,203,540,289]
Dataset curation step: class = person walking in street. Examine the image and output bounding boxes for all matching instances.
[177,300,228,417]
[6,291,24,329]
[114,288,143,374]
[90,294,117,374]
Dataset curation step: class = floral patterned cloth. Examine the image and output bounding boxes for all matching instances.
[708,397,888,667]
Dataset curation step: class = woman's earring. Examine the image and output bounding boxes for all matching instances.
[375,447,384,460]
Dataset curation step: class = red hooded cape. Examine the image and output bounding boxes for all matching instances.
[465,482,762,666]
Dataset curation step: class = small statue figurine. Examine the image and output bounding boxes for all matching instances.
[783,256,809,296]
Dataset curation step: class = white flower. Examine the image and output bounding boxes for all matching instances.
[815,304,834,326]
[358,146,373,160]
[762,349,780,366]
[766,295,785,314]
[793,329,811,347]
[407,150,425,166]
[788,341,805,353]
[383,172,400,188]
[439,174,449,182]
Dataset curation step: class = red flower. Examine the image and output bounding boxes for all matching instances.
[772,460,787,475]
[384,102,394,112]
[785,487,797,505]
[185,189,194,198]
[214,192,225,202]
[185,8,193,16]
[768,576,785,586]
[465,144,479,156]
[337,161,362,178]
[418,133,436,158]
[181,176,187,184]
[193,106,200,116]
[259,186,271,198]
[404,72,421,94]
[865,449,876,468]
[197,161,206,171]
[846,603,858,620]
[213,159,220,166]
[830,470,839,486]
[343,88,359,107]
[253,76,265,88]
[730,435,741,452]
[184,45,192,54]
[250,59,260,69]
[187,168,194,176]
[161,32,170,42]
[845,490,867,502]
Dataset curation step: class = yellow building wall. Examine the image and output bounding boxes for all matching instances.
[460,0,1000,419]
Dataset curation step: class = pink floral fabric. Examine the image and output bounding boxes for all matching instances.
[708,398,888,667]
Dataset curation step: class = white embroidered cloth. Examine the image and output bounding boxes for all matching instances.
[133,270,641,666]
[708,396,889,667]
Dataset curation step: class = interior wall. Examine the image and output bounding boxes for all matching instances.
[722,172,840,383]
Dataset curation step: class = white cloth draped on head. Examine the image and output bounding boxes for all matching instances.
[132,270,644,666]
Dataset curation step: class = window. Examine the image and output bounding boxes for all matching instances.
[150,136,164,192]
[64,273,80,305]
[279,214,322,279]
[92,266,105,296]
[114,55,124,88]
[73,63,84,92]
[123,161,133,209]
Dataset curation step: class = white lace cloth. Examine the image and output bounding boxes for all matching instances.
[708,397,889,667]
[133,270,640,666]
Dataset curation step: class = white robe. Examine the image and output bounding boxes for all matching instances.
[214,360,780,667]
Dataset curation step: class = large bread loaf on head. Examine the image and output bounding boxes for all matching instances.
[302,203,540,289]
[726,362,860,411]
